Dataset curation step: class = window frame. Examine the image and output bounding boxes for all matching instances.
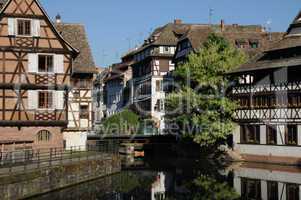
[38,91,54,110]
[79,105,89,119]
[286,183,299,200]
[240,125,260,144]
[267,181,278,200]
[37,130,52,142]
[38,54,54,74]
[16,18,32,37]
[241,178,261,200]
[266,125,277,145]
[285,125,298,146]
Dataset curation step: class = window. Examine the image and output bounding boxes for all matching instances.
[241,125,260,144]
[249,40,259,49]
[267,125,277,145]
[154,99,164,112]
[286,184,299,200]
[38,91,53,109]
[267,181,278,200]
[17,19,31,36]
[38,55,54,73]
[156,80,163,92]
[37,130,51,142]
[235,40,248,49]
[285,125,298,146]
[79,105,89,119]
[241,178,261,200]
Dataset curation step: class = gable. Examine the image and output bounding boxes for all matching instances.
[0,0,78,55]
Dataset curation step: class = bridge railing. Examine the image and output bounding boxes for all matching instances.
[0,142,119,175]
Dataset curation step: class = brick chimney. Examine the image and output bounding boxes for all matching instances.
[220,19,225,31]
[174,19,183,25]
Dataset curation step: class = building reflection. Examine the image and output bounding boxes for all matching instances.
[232,163,301,200]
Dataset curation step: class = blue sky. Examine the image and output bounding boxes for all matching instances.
[40,0,300,67]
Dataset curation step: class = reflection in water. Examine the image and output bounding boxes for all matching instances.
[232,162,301,200]
[29,156,301,200]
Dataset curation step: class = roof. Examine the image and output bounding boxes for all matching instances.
[231,11,301,73]
[133,22,190,54]
[55,23,96,74]
[178,24,283,56]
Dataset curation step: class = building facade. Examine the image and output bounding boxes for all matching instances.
[55,21,96,149]
[129,20,187,134]
[229,11,301,164]
[0,0,78,151]
[104,58,133,117]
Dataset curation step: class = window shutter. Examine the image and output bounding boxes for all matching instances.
[28,54,38,73]
[54,55,64,73]
[8,18,15,36]
[28,91,38,110]
[32,19,40,37]
[55,91,65,110]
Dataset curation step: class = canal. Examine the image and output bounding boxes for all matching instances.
[28,155,301,200]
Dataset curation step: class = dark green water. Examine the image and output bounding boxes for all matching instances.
[29,156,301,200]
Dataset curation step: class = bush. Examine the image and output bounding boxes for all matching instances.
[101,109,140,135]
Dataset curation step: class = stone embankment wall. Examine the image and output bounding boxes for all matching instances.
[0,155,121,200]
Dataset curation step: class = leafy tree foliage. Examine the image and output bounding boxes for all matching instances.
[101,109,140,135]
[165,33,246,147]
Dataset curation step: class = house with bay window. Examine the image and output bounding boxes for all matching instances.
[0,0,96,151]
[229,11,301,165]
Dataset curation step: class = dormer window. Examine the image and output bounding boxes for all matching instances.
[235,39,248,48]
[249,40,259,49]
[239,74,254,85]
[17,19,31,36]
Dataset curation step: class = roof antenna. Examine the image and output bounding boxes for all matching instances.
[266,19,272,41]
[209,8,214,25]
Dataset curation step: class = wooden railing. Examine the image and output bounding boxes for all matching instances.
[232,81,301,95]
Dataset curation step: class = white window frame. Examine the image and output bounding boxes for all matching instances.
[15,18,32,37]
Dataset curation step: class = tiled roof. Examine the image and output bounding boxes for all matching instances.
[133,22,191,54]
[179,24,283,58]
[231,11,301,73]
[55,23,96,74]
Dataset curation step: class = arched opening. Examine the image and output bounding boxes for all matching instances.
[37,130,52,142]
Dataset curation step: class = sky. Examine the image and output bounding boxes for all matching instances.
[40,0,300,68]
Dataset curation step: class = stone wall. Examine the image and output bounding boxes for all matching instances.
[0,155,121,200]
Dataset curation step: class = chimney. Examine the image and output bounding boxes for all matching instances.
[220,19,225,31]
[174,19,182,25]
[55,14,62,24]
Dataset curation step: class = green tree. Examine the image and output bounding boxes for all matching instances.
[101,109,140,135]
[166,33,246,148]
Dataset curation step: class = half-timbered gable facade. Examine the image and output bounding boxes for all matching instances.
[55,22,96,149]
[0,0,78,151]
[229,11,301,164]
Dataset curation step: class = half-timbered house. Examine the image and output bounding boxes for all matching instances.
[55,19,97,149]
[229,11,301,164]
[129,20,188,134]
[0,0,78,151]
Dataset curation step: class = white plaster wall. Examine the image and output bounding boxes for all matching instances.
[233,125,240,147]
[260,125,266,145]
[63,132,87,151]
[236,144,301,158]
[261,180,267,200]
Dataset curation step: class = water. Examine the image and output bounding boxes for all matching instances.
[29,156,301,200]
